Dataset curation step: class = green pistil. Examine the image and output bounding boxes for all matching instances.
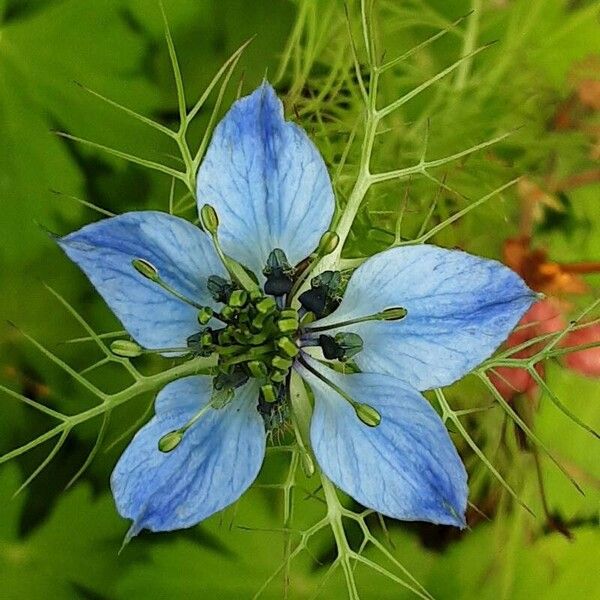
[228,289,248,307]
[277,318,298,333]
[271,356,293,371]
[205,289,301,407]
[276,336,299,358]
[261,384,277,403]
[197,306,213,325]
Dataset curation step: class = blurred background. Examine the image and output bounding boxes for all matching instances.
[0,0,598,598]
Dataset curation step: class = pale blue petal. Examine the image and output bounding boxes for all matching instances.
[111,376,265,533]
[310,245,535,390]
[58,212,225,350]
[297,358,467,527]
[196,82,335,276]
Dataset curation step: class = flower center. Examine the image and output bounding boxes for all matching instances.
[201,280,301,428]
[113,232,407,444]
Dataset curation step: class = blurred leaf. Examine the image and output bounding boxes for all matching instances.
[115,487,332,599]
[0,0,158,263]
[0,464,126,599]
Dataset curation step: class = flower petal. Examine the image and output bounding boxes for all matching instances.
[196,82,334,275]
[310,245,536,390]
[111,376,265,533]
[58,211,225,350]
[297,357,467,527]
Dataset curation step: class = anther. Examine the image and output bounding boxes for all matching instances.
[354,403,381,427]
[220,305,237,321]
[186,331,214,357]
[256,297,277,314]
[270,371,286,383]
[110,339,143,358]
[200,204,219,235]
[277,317,299,333]
[380,307,408,321]
[158,430,183,453]
[132,258,159,281]
[247,360,268,379]
[317,230,340,256]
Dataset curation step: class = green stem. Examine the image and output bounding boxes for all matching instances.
[454,0,482,91]
[0,356,216,465]
[321,473,360,600]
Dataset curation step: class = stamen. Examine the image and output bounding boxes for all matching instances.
[132,258,206,310]
[298,356,381,427]
[199,203,259,293]
[287,230,340,302]
[110,339,143,357]
[158,402,214,453]
[110,339,192,357]
[305,306,407,333]
[186,331,215,357]
[247,360,268,378]
[228,289,248,308]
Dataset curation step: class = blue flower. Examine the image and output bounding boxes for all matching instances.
[58,83,535,535]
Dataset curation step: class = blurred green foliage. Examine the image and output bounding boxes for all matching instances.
[0,0,599,598]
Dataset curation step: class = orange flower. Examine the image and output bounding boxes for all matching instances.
[490,236,600,400]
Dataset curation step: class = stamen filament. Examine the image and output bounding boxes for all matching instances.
[111,339,191,357]
[199,203,259,293]
[305,307,407,333]
[132,258,207,310]
[158,402,213,452]
[298,355,381,427]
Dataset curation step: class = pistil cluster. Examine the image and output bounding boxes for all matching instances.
[197,276,302,428]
